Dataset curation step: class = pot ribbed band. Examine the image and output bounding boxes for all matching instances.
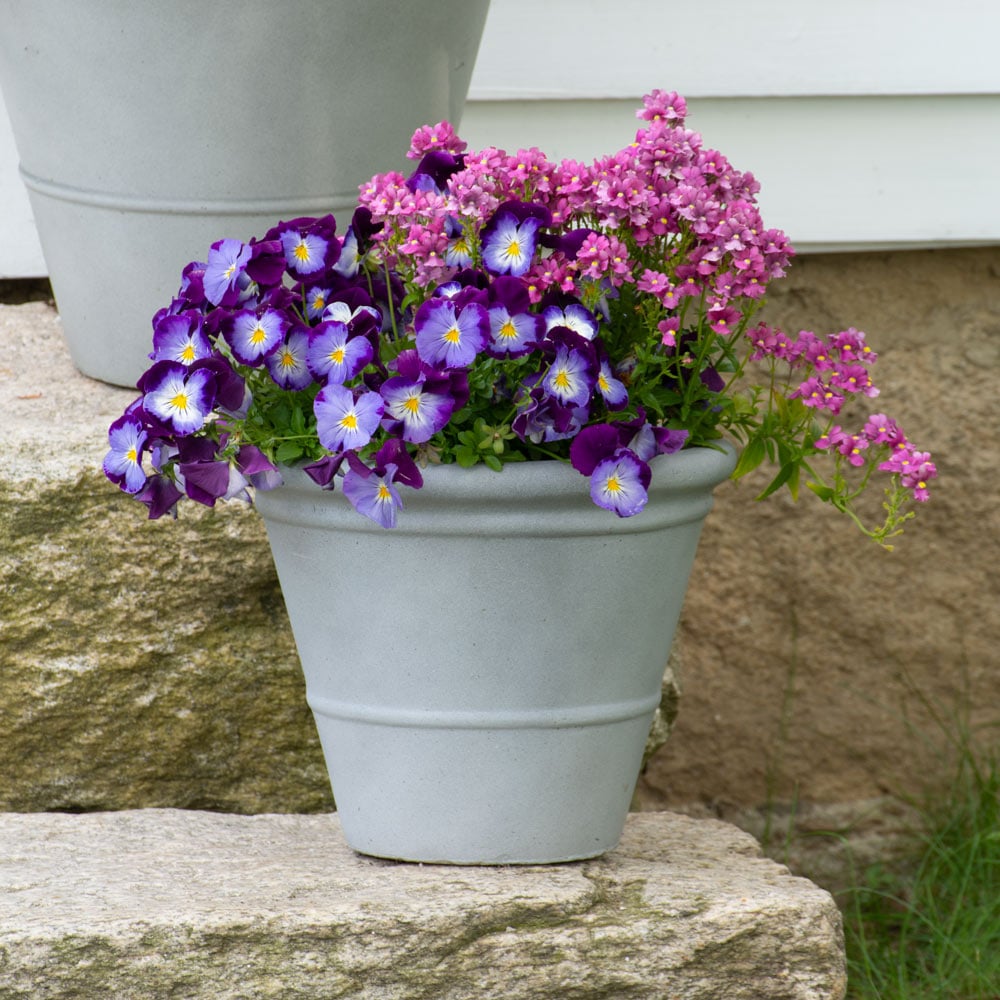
[19,167,356,217]
[307,692,664,731]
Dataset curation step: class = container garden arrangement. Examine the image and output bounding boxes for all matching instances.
[105,90,936,864]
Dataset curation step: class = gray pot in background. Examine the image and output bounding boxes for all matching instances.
[256,445,738,864]
[0,1,490,386]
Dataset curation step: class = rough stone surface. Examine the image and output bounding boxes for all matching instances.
[0,301,332,813]
[0,810,846,999]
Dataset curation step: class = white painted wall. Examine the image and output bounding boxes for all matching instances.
[460,0,1000,253]
[2,0,998,276]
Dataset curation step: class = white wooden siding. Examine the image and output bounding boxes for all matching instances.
[2,0,998,276]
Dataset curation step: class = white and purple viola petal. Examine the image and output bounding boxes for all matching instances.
[314,384,385,453]
[542,303,599,341]
[267,328,314,390]
[380,376,455,444]
[306,321,373,384]
[280,229,329,276]
[150,311,212,366]
[589,449,651,518]
[543,346,594,407]
[203,239,252,306]
[331,227,361,278]
[487,306,541,357]
[142,363,217,436]
[342,462,403,529]
[103,417,148,494]
[481,213,541,277]
[226,309,287,365]
[414,298,488,370]
[596,359,628,408]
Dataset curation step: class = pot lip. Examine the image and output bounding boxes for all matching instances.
[263,439,738,503]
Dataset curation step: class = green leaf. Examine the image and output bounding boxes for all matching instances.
[274,441,304,464]
[731,436,767,480]
[755,461,799,501]
[483,453,503,472]
[806,481,836,502]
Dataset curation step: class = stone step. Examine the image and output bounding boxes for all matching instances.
[0,810,846,999]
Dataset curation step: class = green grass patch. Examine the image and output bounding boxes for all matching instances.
[840,747,1000,999]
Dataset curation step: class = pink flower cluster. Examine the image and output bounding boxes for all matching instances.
[749,323,937,502]
[358,90,794,317]
[749,325,879,416]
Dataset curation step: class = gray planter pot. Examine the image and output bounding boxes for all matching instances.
[255,445,737,864]
[0,0,489,387]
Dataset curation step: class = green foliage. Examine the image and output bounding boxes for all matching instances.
[840,748,1000,999]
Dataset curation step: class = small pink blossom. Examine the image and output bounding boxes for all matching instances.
[407,121,467,160]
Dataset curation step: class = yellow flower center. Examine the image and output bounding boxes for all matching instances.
[606,475,621,494]
[180,344,196,363]
[250,325,268,345]
[376,483,392,501]
[443,326,462,344]
[280,350,296,369]
[170,392,189,412]
[403,395,421,415]
[330,348,346,365]
[293,240,311,263]
[126,447,138,463]
[499,320,518,341]
[554,370,571,390]
[339,412,359,431]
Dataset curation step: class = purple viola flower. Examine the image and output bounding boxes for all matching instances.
[322,299,382,337]
[225,309,287,366]
[150,311,212,366]
[589,449,652,517]
[135,473,184,520]
[236,445,282,491]
[314,384,385,452]
[342,460,403,529]
[332,226,361,278]
[380,374,455,444]
[405,150,464,193]
[268,215,340,278]
[542,303,599,341]
[303,453,346,490]
[307,321,374,384]
[481,211,542,277]
[280,229,329,276]
[304,285,333,320]
[596,358,628,409]
[413,298,488,369]
[373,437,423,489]
[267,327,314,390]
[140,361,217,436]
[178,451,248,507]
[103,415,148,494]
[512,383,587,443]
[203,239,252,306]
[245,238,287,289]
[542,345,594,407]
[444,217,474,269]
[487,305,542,358]
[569,423,623,476]
[190,355,248,416]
